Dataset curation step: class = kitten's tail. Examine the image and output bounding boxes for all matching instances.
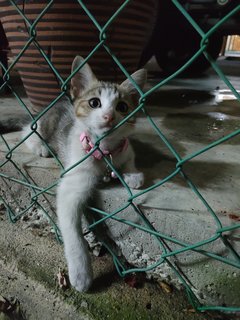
[0,114,31,134]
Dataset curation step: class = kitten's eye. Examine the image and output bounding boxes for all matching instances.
[116,101,128,113]
[89,98,101,108]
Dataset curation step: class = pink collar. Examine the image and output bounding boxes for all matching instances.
[80,132,128,160]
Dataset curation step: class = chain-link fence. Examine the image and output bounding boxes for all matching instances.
[0,0,240,314]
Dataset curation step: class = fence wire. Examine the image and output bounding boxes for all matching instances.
[0,0,240,314]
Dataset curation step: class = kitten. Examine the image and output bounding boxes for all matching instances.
[23,56,147,292]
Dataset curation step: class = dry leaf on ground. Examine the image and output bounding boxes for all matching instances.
[158,281,173,294]
[57,268,70,290]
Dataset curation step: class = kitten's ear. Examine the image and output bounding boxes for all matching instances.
[71,56,97,99]
[120,69,147,99]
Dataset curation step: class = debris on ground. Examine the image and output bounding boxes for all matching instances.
[0,295,25,320]
[124,273,146,289]
[158,280,173,294]
[57,268,70,290]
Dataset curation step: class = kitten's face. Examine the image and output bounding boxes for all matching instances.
[74,82,135,136]
[70,56,147,137]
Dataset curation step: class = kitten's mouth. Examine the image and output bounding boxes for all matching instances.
[101,126,114,135]
[94,125,112,136]
[100,122,115,131]
[99,120,133,133]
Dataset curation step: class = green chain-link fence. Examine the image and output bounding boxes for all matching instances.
[0,0,240,314]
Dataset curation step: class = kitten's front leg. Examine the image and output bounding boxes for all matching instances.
[57,171,97,292]
[22,124,51,157]
[122,145,144,189]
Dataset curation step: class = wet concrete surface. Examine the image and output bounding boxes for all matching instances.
[145,56,240,148]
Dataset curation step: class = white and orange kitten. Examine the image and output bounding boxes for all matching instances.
[23,56,147,292]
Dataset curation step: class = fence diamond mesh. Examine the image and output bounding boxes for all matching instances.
[0,0,240,314]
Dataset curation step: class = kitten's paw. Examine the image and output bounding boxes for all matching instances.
[123,172,144,189]
[69,264,93,292]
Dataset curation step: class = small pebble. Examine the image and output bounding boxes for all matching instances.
[80,300,88,309]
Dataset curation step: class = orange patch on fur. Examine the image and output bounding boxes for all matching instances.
[75,100,91,117]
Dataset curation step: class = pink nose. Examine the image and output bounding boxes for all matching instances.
[103,114,114,123]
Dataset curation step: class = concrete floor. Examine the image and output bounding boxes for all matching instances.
[0,57,240,318]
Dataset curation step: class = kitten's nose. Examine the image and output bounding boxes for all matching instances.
[103,113,114,124]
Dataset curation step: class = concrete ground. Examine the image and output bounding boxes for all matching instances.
[0,57,240,319]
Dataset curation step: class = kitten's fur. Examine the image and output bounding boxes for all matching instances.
[23,56,147,292]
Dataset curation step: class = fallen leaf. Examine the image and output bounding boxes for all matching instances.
[159,281,172,294]
[0,296,10,312]
[0,296,24,319]
[229,213,240,222]
[124,273,146,288]
[124,274,138,288]
[57,268,69,290]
